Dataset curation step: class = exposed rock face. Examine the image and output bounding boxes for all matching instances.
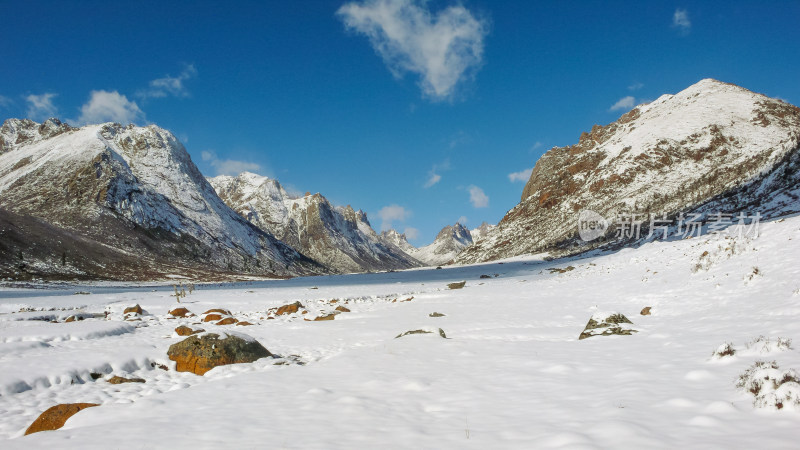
[209,172,420,273]
[469,222,496,242]
[403,223,473,266]
[167,332,272,375]
[379,229,418,255]
[24,403,99,435]
[456,79,800,263]
[0,119,321,280]
[578,313,637,340]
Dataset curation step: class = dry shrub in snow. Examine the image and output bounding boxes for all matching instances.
[736,361,800,410]
[711,342,736,359]
[745,336,793,354]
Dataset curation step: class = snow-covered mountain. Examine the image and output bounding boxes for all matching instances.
[209,172,420,273]
[0,119,320,280]
[457,79,800,264]
[469,222,496,242]
[379,229,418,255]
[403,222,473,266]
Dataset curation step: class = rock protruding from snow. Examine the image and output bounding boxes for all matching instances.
[457,79,800,264]
[24,403,99,435]
[0,119,320,280]
[209,172,420,273]
[578,312,637,340]
[469,222,496,242]
[405,223,473,266]
[167,332,272,375]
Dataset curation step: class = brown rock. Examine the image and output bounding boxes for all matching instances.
[276,301,303,316]
[167,333,272,375]
[314,313,337,321]
[335,306,351,313]
[65,316,77,323]
[25,403,100,435]
[236,321,254,326]
[107,376,145,384]
[203,314,223,322]
[216,317,238,325]
[169,307,193,317]
[447,281,466,289]
[175,325,203,336]
[202,308,231,315]
[124,304,143,315]
[640,307,652,316]
[329,299,339,304]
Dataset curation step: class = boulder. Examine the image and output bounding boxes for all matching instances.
[107,376,145,384]
[335,306,351,313]
[175,325,204,336]
[123,304,143,315]
[314,313,337,321]
[167,332,272,375]
[447,281,466,289]
[169,307,193,317]
[216,317,238,325]
[236,321,254,326]
[578,312,637,340]
[640,307,652,316]
[276,301,303,316]
[203,314,223,322]
[202,308,231,315]
[25,403,100,435]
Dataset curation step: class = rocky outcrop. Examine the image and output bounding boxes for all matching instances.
[457,79,800,263]
[167,332,272,375]
[404,223,473,266]
[578,313,637,340]
[24,403,99,435]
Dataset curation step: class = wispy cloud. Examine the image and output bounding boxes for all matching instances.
[25,93,58,121]
[0,94,12,109]
[201,150,262,176]
[77,90,145,125]
[508,167,533,183]
[377,204,411,230]
[423,159,450,188]
[457,215,468,224]
[403,226,419,240]
[138,64,197,99]
[609,95,635,112]
[468,185,489,208]
[337,0,489,100]
[531,141,543,150]
[672,9,691,35]
[628,82,644,91]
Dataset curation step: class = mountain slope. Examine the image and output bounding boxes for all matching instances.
[0,119,320,280]
[209,172,420,273]
[456,79,800,263]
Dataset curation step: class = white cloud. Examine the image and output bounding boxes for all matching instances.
[139,64,197,99]
[0,95,12,109]
[201,150,262,176]
[424,172,441,188]
[628,82,644,91]
[609,96,635,112]
[403,226,419,240]
[337,0,489,100]
[377,204,411,230]
[25,93,58,121]
[508,167,533,183]
[468,185,488,208]
[531,141,543,150]
[672,9,691,35]
[77,90,144,125]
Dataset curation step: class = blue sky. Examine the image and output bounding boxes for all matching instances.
[2,1,798,245]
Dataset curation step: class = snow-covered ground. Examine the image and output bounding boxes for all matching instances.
[1,215,799,448]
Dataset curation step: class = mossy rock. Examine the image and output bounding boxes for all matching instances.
[167,333,272,375]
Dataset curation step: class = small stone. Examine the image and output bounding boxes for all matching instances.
[314,313,337,321]
[276,301,303,316]
[640,307,652,316]
[429,312,446,317]
[479,274,491,279]
[335,306,351,313]
[447,281,466,290]
[175,325,203,336]
[169,307,193,317]
[65,315,77,323]
[203,314,223,322]
[202,308,231,315]
[107,376,145,384]
[123,304,143,315]
[236,321,254,326]
[216,317,238,325]
[25,403,100,435]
